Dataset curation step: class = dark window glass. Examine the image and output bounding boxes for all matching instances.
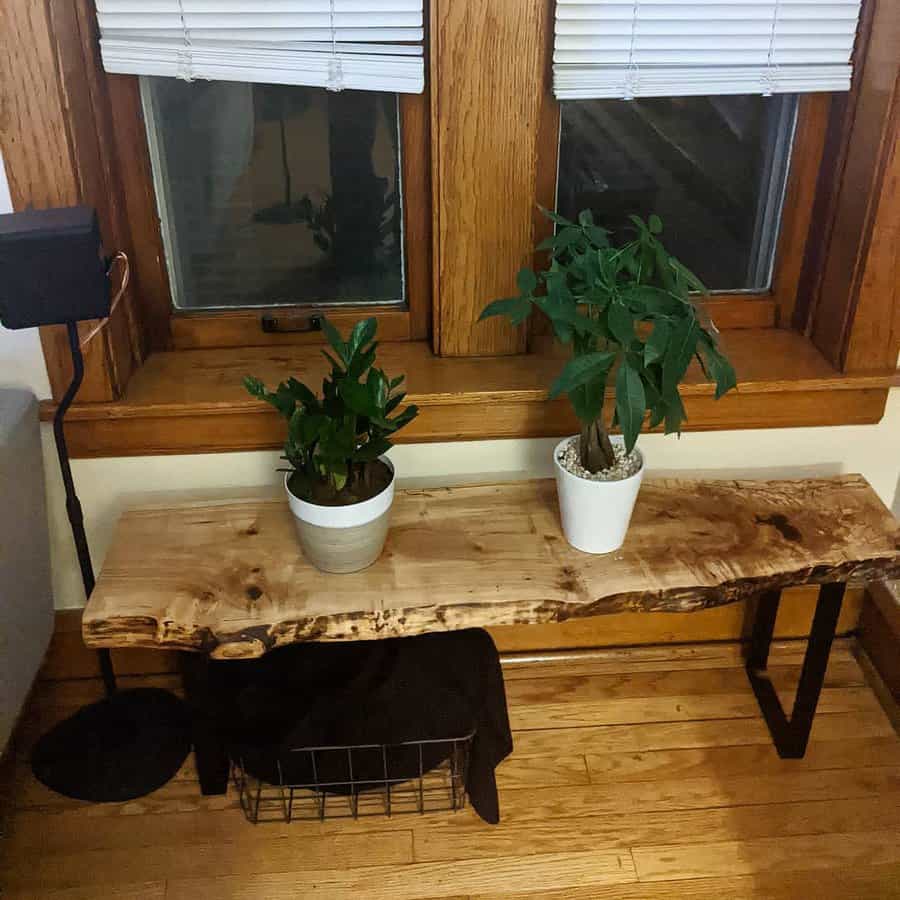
[557,95,798,291]
[143,79,404,310]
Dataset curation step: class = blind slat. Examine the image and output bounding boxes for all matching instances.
[553,0,862,98]
[95,0,425,92]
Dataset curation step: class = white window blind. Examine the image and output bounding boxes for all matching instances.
[553,0,863,100]
[96,0,425,93]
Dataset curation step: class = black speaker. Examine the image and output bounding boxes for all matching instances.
[0,206,110,330]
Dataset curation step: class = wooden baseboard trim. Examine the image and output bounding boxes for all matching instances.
[857,581,900,708]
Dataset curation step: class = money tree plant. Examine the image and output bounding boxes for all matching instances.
[244,318,418,505]
[481,210,736,472]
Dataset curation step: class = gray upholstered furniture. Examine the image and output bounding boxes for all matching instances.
[0,389,53,752]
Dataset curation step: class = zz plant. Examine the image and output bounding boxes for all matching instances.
[481,210,737,472]
[244,318,418,505]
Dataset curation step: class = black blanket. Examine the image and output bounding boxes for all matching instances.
[209,628,513,824]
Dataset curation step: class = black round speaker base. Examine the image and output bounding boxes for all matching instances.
[31,688,192,803]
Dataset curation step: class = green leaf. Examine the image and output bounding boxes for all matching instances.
[354,437,392,461]
[664,389,687,435]
[285,377,318,409]
[388,404,419,430]
[321,318,349,366]
[578,209,595,227]
[623,285,685,317]
[517,268,538,295]
[243,376,266,400]
[568,381,605,426]
[669,257,707,294]
[479,296,532,325]
[607,302,635,347]
[697,331,737,399]
[644,319,671,366]
[389,374,405,391]
[648,214,663,234]
[339,380,377,418]
[615,358,646,454]
[347,318,377,358]
[549,351,617,400]
[304,412,328,445]
[585,225,610,247]
[539,206,575,227]
[662,316,700,399]
[367,368,388,410]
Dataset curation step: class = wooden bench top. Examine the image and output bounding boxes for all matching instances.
[82,475,900,659]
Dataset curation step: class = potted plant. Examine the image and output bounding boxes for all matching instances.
[481,210,736,554]
[244,318,418,573]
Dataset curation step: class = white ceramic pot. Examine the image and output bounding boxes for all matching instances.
[285,457,395,574]
[552,435,645,554]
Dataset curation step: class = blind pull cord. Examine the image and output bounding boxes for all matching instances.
[175,0,194,82]
[762,0,782,97]
[327,0,344,92]
[623,0,640,101]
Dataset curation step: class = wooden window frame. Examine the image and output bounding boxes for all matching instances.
[1,0,897,457]
[530,92,832,337]
[109,84,432,352]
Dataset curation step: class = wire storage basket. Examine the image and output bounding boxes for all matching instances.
[232,732,475,824]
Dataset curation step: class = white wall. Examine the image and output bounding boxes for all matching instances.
[1,151,897,610]
[0,152,53,399]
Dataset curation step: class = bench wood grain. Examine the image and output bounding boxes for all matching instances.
[82,475,900,660]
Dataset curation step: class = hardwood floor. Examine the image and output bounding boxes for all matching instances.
[2,639,899,899]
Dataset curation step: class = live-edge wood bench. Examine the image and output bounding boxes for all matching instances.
[82,475,900,795]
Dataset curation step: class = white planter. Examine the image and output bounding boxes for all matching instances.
[285,457,395,574]
[552,435,645,554]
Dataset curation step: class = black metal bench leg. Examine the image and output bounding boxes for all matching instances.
[745,582,846,758]
[179,652,230,795]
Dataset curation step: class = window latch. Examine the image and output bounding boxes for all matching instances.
[260,313,323,334]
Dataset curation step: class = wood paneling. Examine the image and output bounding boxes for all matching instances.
[809,0,900,370]
[80,475,898,658]
[170,308,412,350]
[0,0,144,402]
[5,642,900,899]
[858,582,900,706]
[38,327,895,456]
[432,0,549,356]
[844,106,900,372]
[772,94,832,327]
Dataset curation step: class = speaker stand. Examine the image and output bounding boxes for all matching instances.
[30,321,193,802]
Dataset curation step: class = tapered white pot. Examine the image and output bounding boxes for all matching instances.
[285,457,394,574]
[553,436,644,554]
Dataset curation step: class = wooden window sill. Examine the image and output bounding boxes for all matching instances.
[40,329,897,458]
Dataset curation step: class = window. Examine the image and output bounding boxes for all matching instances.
[142,79,405,312]
[556,94,798,293]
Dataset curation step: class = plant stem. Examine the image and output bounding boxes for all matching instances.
[579,419,616,472]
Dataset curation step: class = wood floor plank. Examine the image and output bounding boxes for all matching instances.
[510,709,895,757]
[632,830,900,882]
[411,794,900,863]
[495,754,589,790]
[2,829,413,891]
[3,641,898,900]
[502,661,865,707]
[2,882,167,900]
[470,864,900,899]
[585,736,900,783]
[487,767,900,828]
[509,686,880,730]
[164,849,637,900]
